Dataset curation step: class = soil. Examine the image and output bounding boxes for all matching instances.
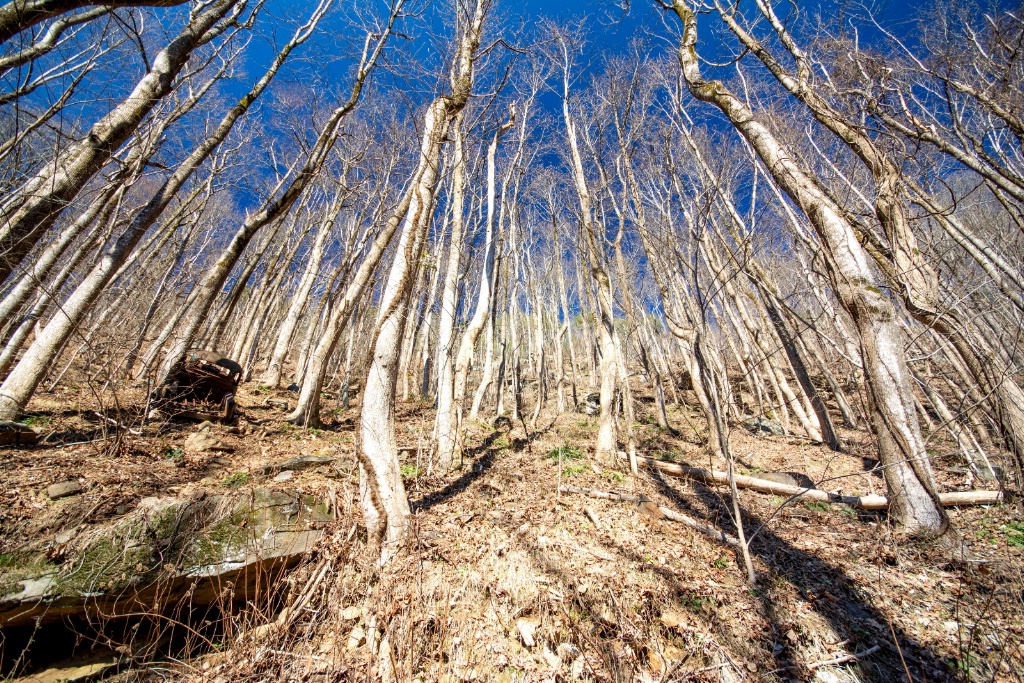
[1,378,1021,682]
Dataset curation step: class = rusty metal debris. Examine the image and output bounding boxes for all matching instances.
[152,349,241,423]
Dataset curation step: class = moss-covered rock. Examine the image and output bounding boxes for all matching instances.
[0,489,331,627]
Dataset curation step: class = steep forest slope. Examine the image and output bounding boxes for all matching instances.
[0,0,1023,681]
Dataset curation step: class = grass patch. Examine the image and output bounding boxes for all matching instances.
[1002,521,1024,547]
[164,446,183,461]
[400,464,421,481]
[802,500,830,513]
[21,415,49,427]
[561,463,587,477]
[545,445,584,461]
[221,472,251,488]
[602,470,625,484]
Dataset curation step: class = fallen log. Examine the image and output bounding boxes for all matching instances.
[558,484,740,547]
[619,453,1004,510]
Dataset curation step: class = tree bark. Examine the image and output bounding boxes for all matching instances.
[0,0,238,282]
[668,0,948,536]
[0,0,187,44]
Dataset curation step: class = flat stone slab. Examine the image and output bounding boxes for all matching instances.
[0,489,332,628]
[46,480,84,499]
[261,454,337,475]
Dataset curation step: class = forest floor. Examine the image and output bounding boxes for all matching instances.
[1,377,1022,683]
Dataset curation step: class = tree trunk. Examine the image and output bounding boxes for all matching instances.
[0,0,238,282]
[357,0,485,560]
[263,198,339,387]
[668,0,947,536]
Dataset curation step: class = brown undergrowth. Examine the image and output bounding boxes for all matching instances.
[2,382,1022,682]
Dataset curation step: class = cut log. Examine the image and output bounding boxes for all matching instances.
[620,453,1004,510]
[558,485,739,547]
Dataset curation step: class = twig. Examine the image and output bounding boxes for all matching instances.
[807,644,881,670]
[92,411,142,436]
[559,485,740,547]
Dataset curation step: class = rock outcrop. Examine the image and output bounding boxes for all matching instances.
[0,489,331,627]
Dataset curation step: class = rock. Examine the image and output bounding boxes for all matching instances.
[516,618,539,647]
[286,383,300,393]
[542,647,560,669]
[14,656,116,683]
[184,431,233,453]
[197,421,214,432]
[273,470,295,483]
[47,480,84,500]
[753,472,818,490]
[261,455,336,476]
[741,416,786,436]
[208,457,229,468]
[975,463,1005,483]
[226,425,241,435]
[147,409,166,421]
[266,398,289,411]
[1,488,333,628]
[576,393,601,416]
[342,605,361,621]
[0,421,38,446]
[347,626,367,650]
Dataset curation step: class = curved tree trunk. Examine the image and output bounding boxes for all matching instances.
[0,0,238,282]
[262,197,339,387]
[668,0,947,536]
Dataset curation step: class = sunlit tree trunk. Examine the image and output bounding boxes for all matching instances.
[357,0,486,559]
[0,0,239,282]
[263,198,339,387]
[669,0,947,536]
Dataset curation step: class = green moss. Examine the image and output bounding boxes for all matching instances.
[58,528,155,596]
[0,552,57,596]
[185,507,252,568]
[221,472,251,488]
